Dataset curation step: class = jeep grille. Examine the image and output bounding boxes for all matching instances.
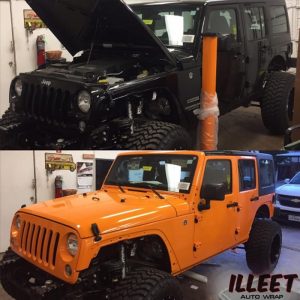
[21,83,71,123]
[19,220,60,268]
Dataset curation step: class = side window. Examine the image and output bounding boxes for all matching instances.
[205,8,238,40]
[244,7,266,40]
[239,160,256,191]
[259,159,274,188]
[202,160,232,194]
[270,6,288,34]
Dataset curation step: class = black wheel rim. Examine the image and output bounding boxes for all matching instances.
[270,234,281,264]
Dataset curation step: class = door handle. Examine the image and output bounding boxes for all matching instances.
[250,196,259,202]
[227,202,239,208]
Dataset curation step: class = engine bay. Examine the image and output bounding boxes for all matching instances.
[39,50,169,86]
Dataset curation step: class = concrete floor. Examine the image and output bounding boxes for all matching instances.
[1,224,299,300]
[218,106,283,150]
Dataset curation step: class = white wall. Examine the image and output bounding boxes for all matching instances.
[0,151,35,252]
[0,1,15,116]
[11,0,72,74]
[0,0,73,114]
[35,150,121,202]
[286,0,300,57]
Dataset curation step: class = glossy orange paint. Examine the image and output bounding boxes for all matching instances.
[9,151,275,284]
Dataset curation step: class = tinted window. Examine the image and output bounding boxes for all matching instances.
[205,8,238,40]
[244,7,266,40]
[239,160,256,191]
[259,159,274,187]
[270,6,288,34]
[202,160,232,194]
[133,4,201,47]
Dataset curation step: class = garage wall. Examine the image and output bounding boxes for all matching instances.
[0,0,72,115]
[286,0,300,57]
[0,151,36,252]
[35,151,120,202]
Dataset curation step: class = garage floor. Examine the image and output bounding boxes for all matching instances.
[218,106,283,150]
[0,225,299,300]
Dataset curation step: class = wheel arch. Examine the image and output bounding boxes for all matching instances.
[268,55,287,72]
[255,204,271,219]
[78,230,180,274]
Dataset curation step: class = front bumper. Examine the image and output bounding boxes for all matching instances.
[0,114,132,150]
[0,116,83,149]
[273,207,300,224]
[0,249,68,300]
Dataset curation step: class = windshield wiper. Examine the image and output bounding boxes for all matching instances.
[106,181,126,193]
[118,185,125,193]
[132,182,165,199]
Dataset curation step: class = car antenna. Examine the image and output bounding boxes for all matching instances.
[87,17,100,65]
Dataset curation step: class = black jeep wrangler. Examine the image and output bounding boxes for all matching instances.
[0,0,295,149]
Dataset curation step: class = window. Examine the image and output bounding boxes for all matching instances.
[132,4,201,47]
[244,7,266,40]
[205,8,238,40]
[259,159,274,188]
[202,160,232,194]
[105,154,198,194]
[239,160,256,191]
[270,6,288,34]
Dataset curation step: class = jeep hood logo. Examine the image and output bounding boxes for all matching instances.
[41,79,51,86]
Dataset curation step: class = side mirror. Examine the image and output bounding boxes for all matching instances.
[201,183,226,201]
[198,183,226,211]
[284,178,290,184]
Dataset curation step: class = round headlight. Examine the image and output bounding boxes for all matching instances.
[15,216,22,230]
[14,79,23,97]
[66,233,78,256]
[77,91,91,113]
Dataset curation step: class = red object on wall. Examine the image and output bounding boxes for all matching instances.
[55,175,63,198]
[36,35,46,67]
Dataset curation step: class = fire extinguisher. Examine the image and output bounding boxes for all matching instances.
[36,35,46,68]
[55,175,63,198]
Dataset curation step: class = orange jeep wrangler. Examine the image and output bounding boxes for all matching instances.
[0,151,281,300]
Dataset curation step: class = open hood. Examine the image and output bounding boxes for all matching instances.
[26,0,176,65]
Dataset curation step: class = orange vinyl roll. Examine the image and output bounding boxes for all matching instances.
[199,35,219,150]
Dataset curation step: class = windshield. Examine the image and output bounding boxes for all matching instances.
[105,155,198,194]
[290,173,300,184]
[131,4,201,48]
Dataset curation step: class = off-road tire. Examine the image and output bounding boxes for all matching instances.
[125,121,192,150]
[261,71,295,134]
[245,219,282,274]
[108,267,183,300]
[0,108,22,149]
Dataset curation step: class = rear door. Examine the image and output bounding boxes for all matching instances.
[236,157,259,242]
[243,3,269,98]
